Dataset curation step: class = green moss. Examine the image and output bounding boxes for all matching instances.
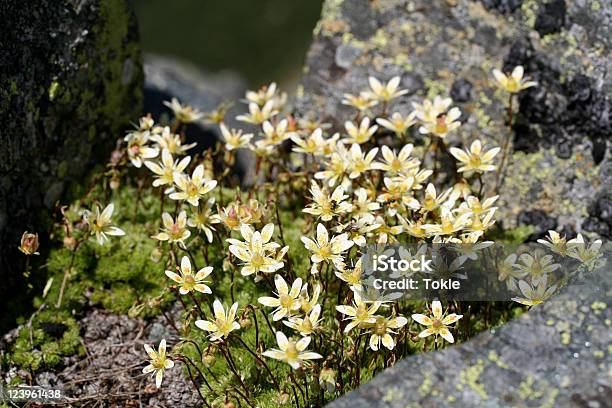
[7,310,83,372]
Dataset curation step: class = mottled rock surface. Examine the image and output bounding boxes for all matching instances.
[295,0,610,239]
[0,0,143,329]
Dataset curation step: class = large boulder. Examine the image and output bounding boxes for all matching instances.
[295,0,610,240]
[0,0,143,329]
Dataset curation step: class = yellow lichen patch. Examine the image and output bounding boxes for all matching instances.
[560,332,571,345]
[382,387,404,402]
[591,301,607,315]
[487,350,509,369]
[418,373,433,396]
[457,359,488,400]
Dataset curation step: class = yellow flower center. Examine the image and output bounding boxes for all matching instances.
[183,274,196,291]
[355,304,369,322]
[468,156,482,168]
[217,319,233,336]
[302,318,313,332]
[251,253,265,268]
[434,117,448,134]
[187,183,199,197]
[285,342,299,361]
[432,318,443,331]
[374,317,387,335]
[280,294,294,309]
[506,78,520,93]
[318,245,332,259]
[390,158,402,172]
[152,356,166,369]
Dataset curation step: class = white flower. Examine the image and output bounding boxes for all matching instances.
[143,339,174,388]
[450,140,500,173]
[163,98,204,123]
[127,131,159,168]
[418,107,461,138]
[291,128,329,156]
[421,183,452,213]
[258,275,303,321]
[343,117,378,144]
[412,96,452,123]
[195,300,241,341]
[220,123,253,151]
[227,224,285,277]
[84,203,125,245]
[537,230,570,256]
[187,198,220,243]
[511,276,557,306]
[351,187,380,222]
[336,292,382,333]
[246,82,278,106]
[372,145,420,175]
[152,211,191,247]
[150,126,196,155]
[284,304,322,336]
[303,182,353,221]
[492,66,537,93]
[165,256,213,295]
[567,233,604,270]
[367,315,408,351]
[262,119,296,146]
[376,112,416,136]
[236,100,277,124]
[422,208,471,236]
[170,164,217,206]
[315,142,350,187]
[362,76,408,102]
[348,144,379,179]
[341,93,378,111]
[301,223,354,268]
[411,300,462,343]
[145,149,191,190]
[262,331,322,369]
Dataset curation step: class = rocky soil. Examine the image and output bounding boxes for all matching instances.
[3,309,200,407]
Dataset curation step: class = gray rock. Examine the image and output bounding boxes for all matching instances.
[0,0,143,330]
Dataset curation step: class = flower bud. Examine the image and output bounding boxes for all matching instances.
[239,317,252,329]
[63,235,77,251]
[19,232,40,255]
[279,392,290,404]
[202,352,216,367]
[109,177,120,190]
[319,367,336,393]
[150,247,163,263]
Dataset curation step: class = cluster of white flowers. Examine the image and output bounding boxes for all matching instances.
[128,68,605,399]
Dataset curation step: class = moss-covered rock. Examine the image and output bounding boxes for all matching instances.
[0,0,143,331]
